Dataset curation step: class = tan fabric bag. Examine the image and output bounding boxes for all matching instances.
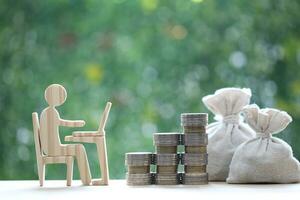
[227,104,300,183]
[202,88,255,181]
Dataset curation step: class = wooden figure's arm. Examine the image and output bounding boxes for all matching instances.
[59,118,85,127]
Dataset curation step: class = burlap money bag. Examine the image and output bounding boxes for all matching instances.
[227,104,300,183]
[202,88,255,181]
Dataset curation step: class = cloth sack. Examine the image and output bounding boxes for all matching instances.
[227,104,300,183]
[202,88,255,181]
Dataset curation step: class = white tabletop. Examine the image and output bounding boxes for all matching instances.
[1,180,299,200]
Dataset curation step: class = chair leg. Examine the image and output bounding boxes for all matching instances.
[66,156,74,186]
[38,162,45,187]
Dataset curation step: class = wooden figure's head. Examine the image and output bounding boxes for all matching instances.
[44,84,67,107]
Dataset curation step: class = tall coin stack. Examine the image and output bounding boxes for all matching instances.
[153,133,180,185]
[125,152,153,185]
[181,113,208,185]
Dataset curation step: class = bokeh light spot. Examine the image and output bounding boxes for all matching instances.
[142,122,157,138]
[17,128,31,145]
[17,145,30,161]
[191,0,204,3]
[290,80,300,96]
[170,25,188,40]
[84,63,104,83]
[141,0,158,12]
[229,51,247,68]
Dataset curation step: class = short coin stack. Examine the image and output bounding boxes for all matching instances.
[153,133,180,185]
[125,152,153,185]
[181,113,208,185]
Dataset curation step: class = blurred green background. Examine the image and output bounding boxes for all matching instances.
[0,0,299,180]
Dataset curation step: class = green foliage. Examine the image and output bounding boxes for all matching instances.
[0,0,299,179]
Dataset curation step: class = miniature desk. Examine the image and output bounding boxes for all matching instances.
[65,135,109,185]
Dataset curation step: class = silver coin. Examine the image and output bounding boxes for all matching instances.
[181,113,208,119]
[156,154,178,165]
[183,153,208,166]
[182,173,208,185]
[156,146,178,154]
[182,128,206,134]
[181,122,207,127]
[181,113,208,126]
[156,165,178,174]
[184,134,208,146]
[185,165,206,173]
[181,121,207,127]
[126,173,152,185]
[153,132,180,146]
[128,166,150,174]
[156,173,179,185]
[125,152,153,166]
[185,146,207,154]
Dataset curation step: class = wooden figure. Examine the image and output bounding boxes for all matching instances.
[33,84,92,186]
[65,102,112,185]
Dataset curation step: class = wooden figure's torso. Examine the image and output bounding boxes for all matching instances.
[40,107,62,156]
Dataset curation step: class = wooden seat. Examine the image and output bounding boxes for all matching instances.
[32,112,74,186]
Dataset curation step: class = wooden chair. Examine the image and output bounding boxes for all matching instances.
[32,112,74,186]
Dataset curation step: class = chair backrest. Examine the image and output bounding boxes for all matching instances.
[97,102,112,134]
[32,112,43,159]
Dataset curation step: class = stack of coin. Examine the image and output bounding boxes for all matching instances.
[181,113,209,185]
[153,133,180,185]
[153,132,179,154]
[125,152,153,185]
